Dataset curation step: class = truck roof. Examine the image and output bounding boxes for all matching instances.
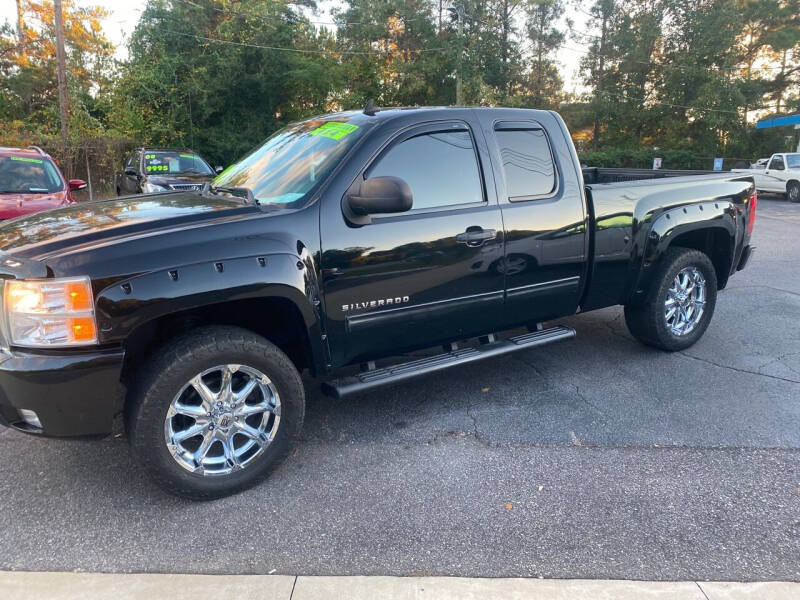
[313,106,553,128]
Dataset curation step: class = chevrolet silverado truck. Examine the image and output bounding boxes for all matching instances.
[0,107,756,499]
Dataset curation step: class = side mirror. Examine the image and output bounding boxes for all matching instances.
[124,167,137,176]
[68,179,87,191]
[346,176,413,216]
[215,166,224,173]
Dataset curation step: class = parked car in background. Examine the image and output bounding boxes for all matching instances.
[733,152,800,202]
[0,146,86,219]
[115,148,222,195]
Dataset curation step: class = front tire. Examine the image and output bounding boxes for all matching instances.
[128,326,305,500]
[787,181,800,203]
[624,248,717,351]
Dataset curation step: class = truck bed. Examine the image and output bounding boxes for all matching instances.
[581,171,755,312]
[582,167,719,184]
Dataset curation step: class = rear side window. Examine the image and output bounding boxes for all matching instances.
[367,129,483,211]
[494,128,556,200]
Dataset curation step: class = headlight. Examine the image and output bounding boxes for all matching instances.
[4,277,98,347]
[142,181,169,193]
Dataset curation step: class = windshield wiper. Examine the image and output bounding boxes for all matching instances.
[205,184,258,205]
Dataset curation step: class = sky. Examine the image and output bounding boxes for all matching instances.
[0,0,588,93]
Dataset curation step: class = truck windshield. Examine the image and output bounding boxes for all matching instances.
[786,154,800,169]
[211,118,367,209]
[144,151,214,176]
[0,156,64,193]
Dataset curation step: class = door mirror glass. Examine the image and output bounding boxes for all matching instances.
[346,176,413,216]
[124,167,137,176]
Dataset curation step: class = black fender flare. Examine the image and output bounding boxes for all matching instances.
[94,252,326,375]
[626,200,738,305]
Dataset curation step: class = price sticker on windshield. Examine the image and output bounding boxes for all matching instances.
[309,122,359,140]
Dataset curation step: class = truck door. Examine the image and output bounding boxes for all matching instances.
[763,154,787,192]
[320,119,505,366]
[479,115,588,326]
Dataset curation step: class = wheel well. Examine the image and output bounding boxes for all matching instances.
[669,228,732,289]
[120,297,314,390]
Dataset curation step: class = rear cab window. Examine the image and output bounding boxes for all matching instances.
[493,122,557,201]
[366,123,484,214]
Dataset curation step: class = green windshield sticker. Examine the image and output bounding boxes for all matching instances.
[216,164,235,178]
[309,122,359,140]
[10,156,43,164]
[179,154,196,159]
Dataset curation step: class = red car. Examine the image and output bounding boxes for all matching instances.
[0,146,87,220]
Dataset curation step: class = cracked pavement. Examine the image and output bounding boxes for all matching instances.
[0,199,798,580]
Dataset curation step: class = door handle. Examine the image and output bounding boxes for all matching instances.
[456,227,497,247]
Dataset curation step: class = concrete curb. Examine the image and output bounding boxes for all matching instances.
[0,572,797,600]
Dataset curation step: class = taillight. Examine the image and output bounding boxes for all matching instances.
[747,189,757,235]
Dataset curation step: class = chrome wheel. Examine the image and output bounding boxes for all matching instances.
[164,364,281,476]
[664,266,706,336]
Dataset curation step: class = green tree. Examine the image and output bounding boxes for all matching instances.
[112,0,338,165]
[524,0,568,108]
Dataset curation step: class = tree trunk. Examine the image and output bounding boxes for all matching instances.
[776,49,787,114]
[15,0,26,64]
[54,0,71,177]
[456,2,463,105]
[593,12,608,151]
[502,0,509,100]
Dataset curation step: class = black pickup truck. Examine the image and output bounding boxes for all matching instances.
[0,107,756,499]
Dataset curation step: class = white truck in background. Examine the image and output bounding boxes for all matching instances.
[733,152,800,202]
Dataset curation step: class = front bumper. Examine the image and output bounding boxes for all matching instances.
[0,347,124,437]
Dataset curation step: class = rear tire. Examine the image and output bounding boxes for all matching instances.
[128,326,305,500]
[787,181,800,203]
[624,248,717,351]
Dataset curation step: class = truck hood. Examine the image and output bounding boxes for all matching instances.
[0,192,258,260]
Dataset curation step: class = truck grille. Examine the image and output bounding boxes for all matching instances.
[169,183,203,191]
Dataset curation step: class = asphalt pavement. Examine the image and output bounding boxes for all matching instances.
[0,198,798,580]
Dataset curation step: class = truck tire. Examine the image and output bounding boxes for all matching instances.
[624,248,717,351]
[787,181,800,203]
[128,326,305,500]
